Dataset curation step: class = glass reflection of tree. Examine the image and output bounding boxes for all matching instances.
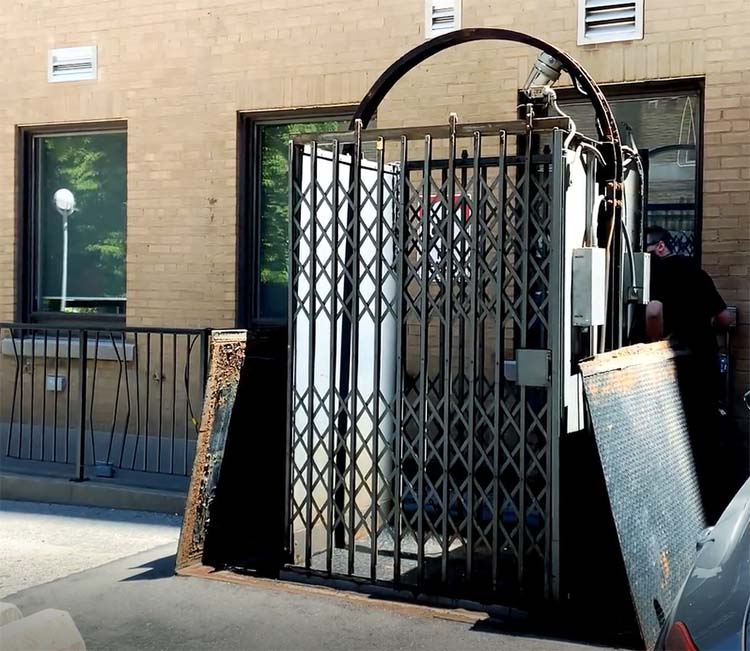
[257,120,347,319]
[259,121,344,286]
[41,134,126,311]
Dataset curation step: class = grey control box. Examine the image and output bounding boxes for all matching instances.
[625,251,651,304]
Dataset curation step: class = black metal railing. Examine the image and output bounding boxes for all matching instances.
[0,323,209,481]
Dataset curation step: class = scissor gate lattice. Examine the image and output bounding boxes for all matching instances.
[287,118,568,602]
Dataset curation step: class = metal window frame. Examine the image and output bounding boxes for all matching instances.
[16,120,128,327]
[555,77,705,261]
[236,106,358,329]
[577,0,644,46]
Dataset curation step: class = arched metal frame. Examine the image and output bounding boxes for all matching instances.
[350,28,622,182]
[347,27,626,346]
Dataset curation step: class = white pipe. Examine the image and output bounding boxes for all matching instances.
[588,194,604,247]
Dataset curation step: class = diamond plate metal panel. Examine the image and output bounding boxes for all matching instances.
[579,342,707,649]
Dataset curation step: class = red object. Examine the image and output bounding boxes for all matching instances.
[665,621,699,651]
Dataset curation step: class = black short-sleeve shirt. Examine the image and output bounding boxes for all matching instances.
[650,255,726,357]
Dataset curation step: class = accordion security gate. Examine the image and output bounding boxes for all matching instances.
[287,117,567,603]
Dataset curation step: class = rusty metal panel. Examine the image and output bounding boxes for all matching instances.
[176,330,247,571]
[579,341,707,649]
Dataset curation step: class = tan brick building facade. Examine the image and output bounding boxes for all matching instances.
[0,0,748,427]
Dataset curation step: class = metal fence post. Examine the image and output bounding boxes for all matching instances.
[73,329,88,482]
[200,328,211,390]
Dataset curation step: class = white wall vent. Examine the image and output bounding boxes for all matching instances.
[578,0,644,45]
[48,46,98,83]
[425,0,461,39]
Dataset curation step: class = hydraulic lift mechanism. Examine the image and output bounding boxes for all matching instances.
[178,29,707,650]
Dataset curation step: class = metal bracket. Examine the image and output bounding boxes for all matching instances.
[524,103,535,132]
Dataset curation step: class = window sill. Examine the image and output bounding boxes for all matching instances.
[0,336,134,362]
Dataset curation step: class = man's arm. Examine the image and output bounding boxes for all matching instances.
[645,300,664,342]
[713,308,732,331]
[698,268,729,331]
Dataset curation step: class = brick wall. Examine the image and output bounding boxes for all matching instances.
[0,0,747,422]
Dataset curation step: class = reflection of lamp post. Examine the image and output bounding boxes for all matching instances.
[53,188,76,311]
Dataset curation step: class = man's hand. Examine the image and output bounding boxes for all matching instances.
[713,308,732,331]
[645,300,664,342]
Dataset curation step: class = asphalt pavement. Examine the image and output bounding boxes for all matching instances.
[0,500,615,650]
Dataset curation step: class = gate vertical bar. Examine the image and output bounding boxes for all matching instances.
[547,129,565,600]
[441,116,458,583]
[370,136,386,581]
[347,120,364,575]
[466,129,482,581]
[304,141,319,568]
[285,140,302,559]
[518,119,533,589]
[492,131,508,591]
[326,139,341,575]
[416,134,433,582]
[392,135,409,583]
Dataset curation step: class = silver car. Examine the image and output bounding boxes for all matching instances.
[656,389,750,651]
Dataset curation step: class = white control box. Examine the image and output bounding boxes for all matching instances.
[572,247,607,327]
[45,375,66,392]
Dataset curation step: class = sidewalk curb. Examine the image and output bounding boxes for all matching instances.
[0,471,184,514]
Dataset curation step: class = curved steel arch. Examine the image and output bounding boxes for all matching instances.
[348,28,625,342]
[350,27,623,185]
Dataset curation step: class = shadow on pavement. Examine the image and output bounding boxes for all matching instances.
[121,554,177,582]
[470,615,640,650]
